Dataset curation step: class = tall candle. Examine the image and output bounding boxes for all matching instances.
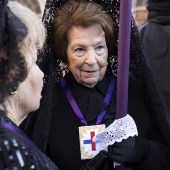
[116,0,132,120]
[115,0,132,169]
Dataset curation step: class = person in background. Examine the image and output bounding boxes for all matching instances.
[0,0,59,169]
[21,0,170,169]
[139,0,170,126]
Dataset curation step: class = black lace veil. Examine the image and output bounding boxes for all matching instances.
[0,0,27,102]
[30,0,170,150]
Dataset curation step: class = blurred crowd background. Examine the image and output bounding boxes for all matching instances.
[132,0,147,26]
[9,0,147,26]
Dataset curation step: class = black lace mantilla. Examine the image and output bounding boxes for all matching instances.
[0,0,27,101]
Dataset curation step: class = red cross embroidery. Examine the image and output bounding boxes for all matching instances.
[83,131,96,151]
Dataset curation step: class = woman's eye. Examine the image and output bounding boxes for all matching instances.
[75,47,84,52]
[96,45,104,50]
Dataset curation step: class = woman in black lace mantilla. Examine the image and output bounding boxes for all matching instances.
[0,0,59,169]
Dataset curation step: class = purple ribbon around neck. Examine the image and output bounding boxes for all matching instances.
[1,121,37,148]
[61,76,115,126]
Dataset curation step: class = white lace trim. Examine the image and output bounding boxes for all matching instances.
[93,114,138,150]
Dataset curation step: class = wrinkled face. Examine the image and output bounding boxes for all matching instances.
[66,24,108,88]
[18,46,44,113]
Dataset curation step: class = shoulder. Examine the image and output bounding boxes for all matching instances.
[0,127,32,169]
[0,125,58,169]
[138,21,149,33]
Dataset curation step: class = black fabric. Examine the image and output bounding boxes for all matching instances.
[46,73,115,170]
[40,73,169,170]
[148,0,170,3]
[63,73,111,123]
[0,110,59,170]
[80,150,107,170]
[139,15,170,126]
[147,2,170,12]
[0,0,27,100]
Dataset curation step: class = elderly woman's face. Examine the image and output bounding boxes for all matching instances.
[66,24,108,88]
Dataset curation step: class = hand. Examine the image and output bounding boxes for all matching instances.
[79,150,107,170]
[107,136,149,164]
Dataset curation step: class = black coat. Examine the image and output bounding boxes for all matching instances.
[139,15,170,125]
[0,111,59,170]
[21,72,170,170]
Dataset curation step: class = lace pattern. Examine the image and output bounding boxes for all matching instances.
[93,114,138,150]
[0,0,27,100]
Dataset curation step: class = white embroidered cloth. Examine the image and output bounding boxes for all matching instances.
[93,114,138,150]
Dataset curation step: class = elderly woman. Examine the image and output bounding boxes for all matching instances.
[0,0,60,169]
[21,0,170,170]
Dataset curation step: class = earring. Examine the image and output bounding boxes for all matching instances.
[11,90,17,95]
[10,86,17,95]
[61,62,67,69]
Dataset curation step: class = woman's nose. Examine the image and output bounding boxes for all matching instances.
[85,49,97,65]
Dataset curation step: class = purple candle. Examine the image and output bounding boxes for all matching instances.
[116,0,132,120]
[115,0,132,169]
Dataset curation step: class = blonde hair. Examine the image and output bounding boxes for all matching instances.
[8,1,46,66]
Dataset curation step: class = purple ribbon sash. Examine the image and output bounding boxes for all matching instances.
[1,121,37,148]
[61,76,115,126]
